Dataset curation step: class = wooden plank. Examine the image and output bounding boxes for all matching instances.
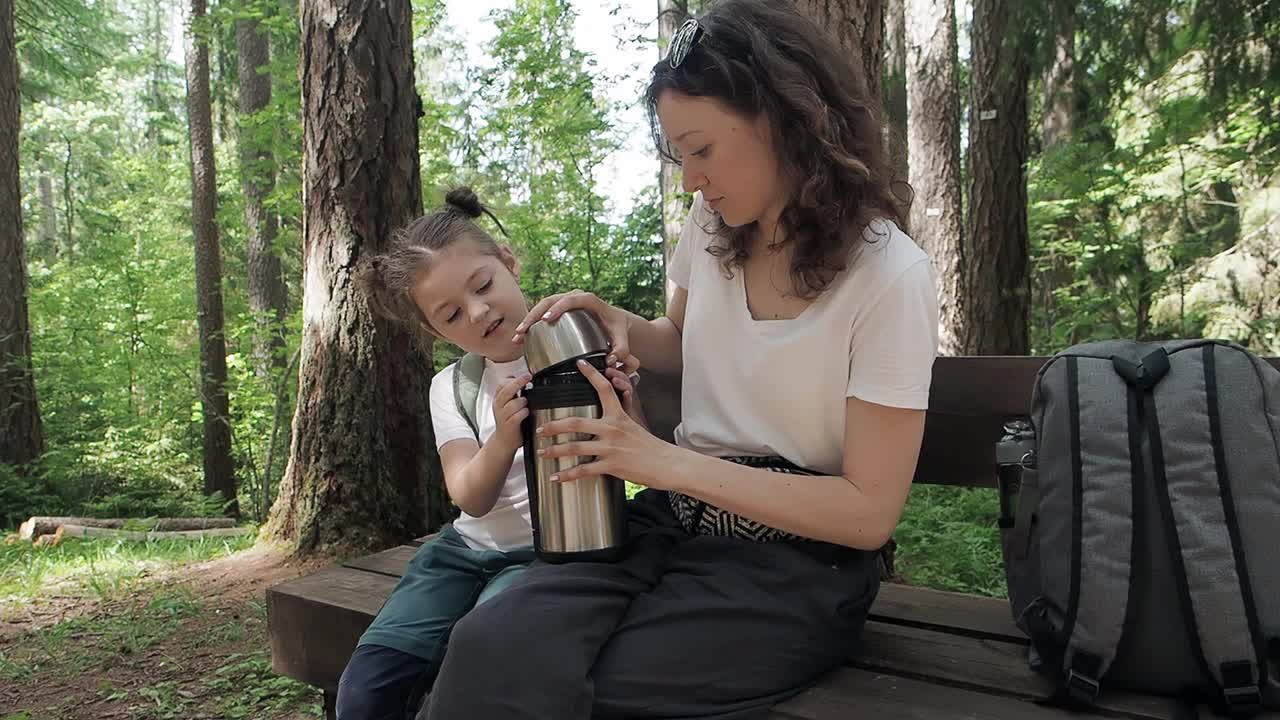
[871,583,1023,643]
[925,355,1280,418]
[914,411,1008,488]
[928,356,1047,417]
[854,621,1185,720]
[912,358,1044,489]
[636,367,681,444]
[267,566,396,690]
[343,544,417,578]
[772,667,1110,720]
[911,355,1280,489]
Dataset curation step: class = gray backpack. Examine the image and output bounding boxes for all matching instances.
[999,339,1280,715]
[452,352,486,443]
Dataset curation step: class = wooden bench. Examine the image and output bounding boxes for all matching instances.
[267,355,1280,719]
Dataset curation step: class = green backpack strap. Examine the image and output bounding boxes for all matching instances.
[452,352,486,444]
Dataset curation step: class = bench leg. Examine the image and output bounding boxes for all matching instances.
[324,687,337,720]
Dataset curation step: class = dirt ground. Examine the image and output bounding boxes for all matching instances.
[0,545,331,720]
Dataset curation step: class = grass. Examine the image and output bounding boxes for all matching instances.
[208,649,324,718]
[2,586,323,719]
[0,585,201,682]
[894,484,1006,597]
[0,532,256,609]
[1,539,323,720]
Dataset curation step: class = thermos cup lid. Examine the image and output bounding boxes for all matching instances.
[523,308,611,376]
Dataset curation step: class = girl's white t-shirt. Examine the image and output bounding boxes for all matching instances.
[429,356,534,551]
[668,193,940,477]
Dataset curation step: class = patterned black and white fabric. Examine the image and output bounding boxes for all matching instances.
[667,456,819,542]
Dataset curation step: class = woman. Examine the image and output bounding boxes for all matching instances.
[423,1,940,717]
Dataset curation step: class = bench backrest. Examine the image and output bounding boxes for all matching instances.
[637,355,1280,489]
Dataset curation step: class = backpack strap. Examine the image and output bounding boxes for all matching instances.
[452,352,486,444]
[1145,344,1266,716]
[1050,354,1140,706]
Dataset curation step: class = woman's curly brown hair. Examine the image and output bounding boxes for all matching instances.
[645,0,911,299]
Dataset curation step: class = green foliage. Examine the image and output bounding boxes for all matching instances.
[1029,0,1279,354]
[17,0,304,524]
[418,0,663,331]
[0,464,64,529]
[13,0,124,101]
[894,486,1006,597]
[208,651,324,718]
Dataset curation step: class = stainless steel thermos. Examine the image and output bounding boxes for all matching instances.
[520,310,628,562]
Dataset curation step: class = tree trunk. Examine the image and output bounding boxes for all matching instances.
[38,166,57,256]
[0,0,44,469]
[1042,0,1075,150]
[19,516,237,540]
[236,10,287,378]
[884,0,908,213]
[60,138,73,259]
[185,0,238,517]
[56,524,252,542]
[659,0,688,303]
[794,0,884,104]
[905,0,963,354]
[263,0,444,556]
[959,0,1031,355]
[1037,0,1075,345]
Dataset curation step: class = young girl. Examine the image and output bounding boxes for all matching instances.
[421,1,940,718]
[337,187,640,720]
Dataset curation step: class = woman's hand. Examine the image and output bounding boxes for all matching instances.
[535,360,674,488]
[513,291,636,371]
[491,372,532,453]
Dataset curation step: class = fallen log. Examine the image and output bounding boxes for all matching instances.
[18,516,237,540]
[56,524,253,542]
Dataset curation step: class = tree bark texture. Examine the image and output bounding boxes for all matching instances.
[18,516,237,540]
[1042,0,1075,150]
[0,0,45,469]
[38,169,57,255]
[960,0,1032,354]
[794,0,884,104]
[185,0,238,516]
[263,0,445,556]
[905,0,964,353]
[884,0,909,208]
[236,12,288,378]
[659,0,688,303]
[1037,0,1076,344]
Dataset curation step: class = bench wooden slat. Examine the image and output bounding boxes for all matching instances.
[342,544,419,577]
[269,563,1203,720]
[344,546,1031,644]
[857,620,1190,720]
[927,356,1046,417]
[870,583,1023,642]
[912,355,1280,488]
[267,566,397,691]
[770,667,1111,720]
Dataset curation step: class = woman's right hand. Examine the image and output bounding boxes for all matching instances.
[513,290,637,371]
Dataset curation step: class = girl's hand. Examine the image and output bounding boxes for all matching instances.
[513,291,637,372]
[491,372,532,452]
[604,366,647,430]
[535,360,674,489]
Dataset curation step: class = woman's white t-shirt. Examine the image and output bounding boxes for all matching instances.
[667,193,940,477]
[429,356,534,551]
